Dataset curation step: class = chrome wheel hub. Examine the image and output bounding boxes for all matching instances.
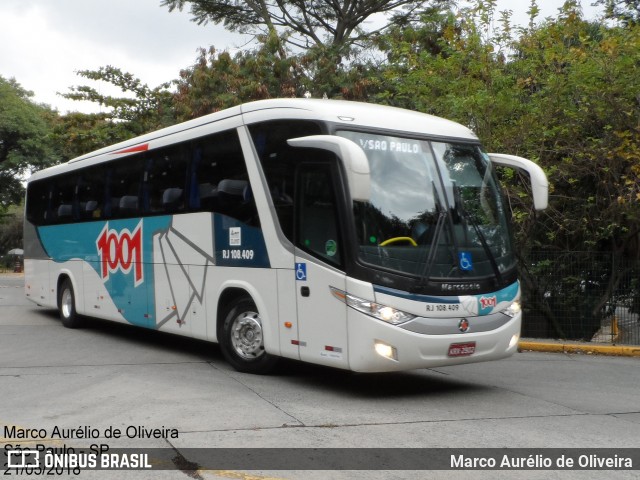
[230,311,264,360]
[61,289,73,319]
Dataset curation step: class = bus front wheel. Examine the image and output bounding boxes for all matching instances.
[58,279,83,329]
[220,298,277,374]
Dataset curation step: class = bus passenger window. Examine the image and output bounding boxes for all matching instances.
[51,175,77,224]
[107,157,144,218]
[190,130,260,227]
[145,146,188,213]
[77,168,105,220]
[26,180,51,225]
[248,120,323,242]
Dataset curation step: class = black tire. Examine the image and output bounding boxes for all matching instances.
[220,297,277,374]
[58,279,83,328]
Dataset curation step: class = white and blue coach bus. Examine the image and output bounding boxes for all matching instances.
[24,99,548,374]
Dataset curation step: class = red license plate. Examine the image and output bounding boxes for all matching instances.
[448,342,476,357]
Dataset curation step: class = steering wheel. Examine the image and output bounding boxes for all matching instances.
[379,236,418,247]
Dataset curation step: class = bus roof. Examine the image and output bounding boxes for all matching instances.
[29,99,478,182]
[241,99,477,140]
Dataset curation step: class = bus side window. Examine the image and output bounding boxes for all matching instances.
[51,174,77,224]
[191,130,260,227]
[26,180,52,226]
[145,146,188,213]
[190,143,219,211]
[77,168,105,220]
[248,120,323,242]
[107,156,144,219]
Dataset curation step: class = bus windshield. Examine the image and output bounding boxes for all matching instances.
[337,130,515,283]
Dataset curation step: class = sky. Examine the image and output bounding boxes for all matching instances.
[0,0,602,115]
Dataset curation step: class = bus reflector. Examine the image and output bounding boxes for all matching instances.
[284,322,293,328]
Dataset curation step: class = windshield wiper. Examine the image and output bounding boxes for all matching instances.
[414,182,456,291]
[453,185,503,285]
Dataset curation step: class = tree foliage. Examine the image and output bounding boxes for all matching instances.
[173,38,300,120]
[0,76,58,209]
[595,0,640,26]
[61,66,175,138]
[376,1,640,257]
[161,0,439,50]
[172,34,382,120]
[0,203,23,256]
[50,112,136,161]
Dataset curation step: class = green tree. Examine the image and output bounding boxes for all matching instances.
[173,39,301,120]
[50,112,135,161]
[161,0,438,50]
[0,204,23,258]
[62,66,175,139]
[595,0,640,26]
[0,76,59,209]
[162,0,452,98]
[172,36,383,120]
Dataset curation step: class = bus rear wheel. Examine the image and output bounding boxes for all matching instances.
[220,298,277,374]
[58,279,83,328]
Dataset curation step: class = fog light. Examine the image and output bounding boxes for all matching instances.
[509,332,520,349]
[374,341,398,361]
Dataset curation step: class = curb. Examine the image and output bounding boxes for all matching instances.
[519,341,640,357]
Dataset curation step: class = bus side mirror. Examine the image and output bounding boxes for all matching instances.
[488,153,549,211]
[288,135,371,202]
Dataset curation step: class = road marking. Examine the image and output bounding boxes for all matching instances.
[200,470,287,480]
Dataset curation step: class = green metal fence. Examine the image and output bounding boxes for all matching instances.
[520,251,640,345]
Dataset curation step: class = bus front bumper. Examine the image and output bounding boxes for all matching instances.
[347,309,522,372]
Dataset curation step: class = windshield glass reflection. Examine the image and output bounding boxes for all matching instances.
[337,130,515,282]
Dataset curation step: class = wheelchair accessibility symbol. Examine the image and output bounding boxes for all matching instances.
[458,252,473,271]
[295,263,307,281]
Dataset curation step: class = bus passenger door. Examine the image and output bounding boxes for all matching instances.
[293,163,349,369]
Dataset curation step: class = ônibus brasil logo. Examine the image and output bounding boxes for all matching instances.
[96,221,143,286]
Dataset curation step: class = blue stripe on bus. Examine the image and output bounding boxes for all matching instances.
[373,285,461,304]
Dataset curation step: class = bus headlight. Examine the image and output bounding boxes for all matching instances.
[330,287,415,325]
[502,300,521,318]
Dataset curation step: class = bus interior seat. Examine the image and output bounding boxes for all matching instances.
[57,204,73,219]
[119,195,139,215]
[85,200,98,215]
[218,179,248,200]
[198,182,218,210]
[217,179,255,222]
[162,187,183,210]
[198,182,217,199]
